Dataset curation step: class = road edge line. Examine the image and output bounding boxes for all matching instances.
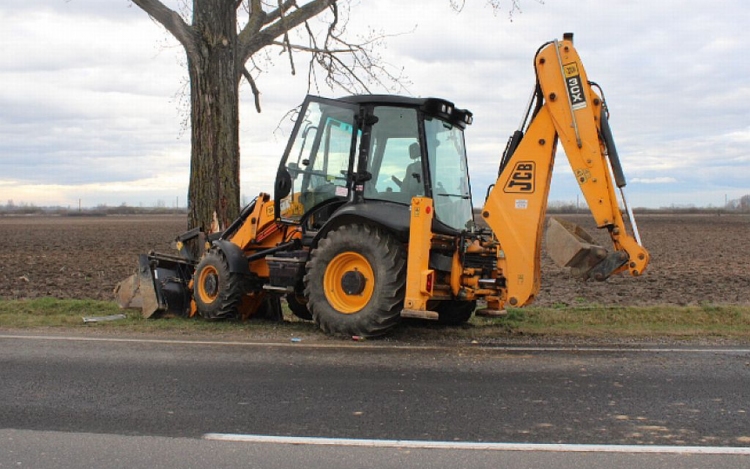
[202,433,750,455]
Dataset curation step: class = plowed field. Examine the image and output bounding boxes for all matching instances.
[1,214,748,306]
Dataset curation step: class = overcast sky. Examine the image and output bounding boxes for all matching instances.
[1,0,748,209]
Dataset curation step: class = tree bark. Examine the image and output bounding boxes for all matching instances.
[186,0,240,233]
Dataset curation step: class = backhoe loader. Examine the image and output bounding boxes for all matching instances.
[116,33,650,337]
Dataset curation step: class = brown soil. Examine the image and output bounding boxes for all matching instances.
[1,213,748,306]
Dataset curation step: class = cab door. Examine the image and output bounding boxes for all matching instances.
[276,96,359,222]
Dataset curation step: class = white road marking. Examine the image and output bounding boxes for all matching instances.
[203,433,750,455]
[1,333,750,354]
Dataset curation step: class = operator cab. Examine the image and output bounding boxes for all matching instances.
[275,95,475,234]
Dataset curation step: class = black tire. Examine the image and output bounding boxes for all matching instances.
[286,293,313,321]
[254,295,284,322]
[193,249,246,320]
[304,224,406,337]
[435,300,476,325]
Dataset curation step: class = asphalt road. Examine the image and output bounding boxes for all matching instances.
[1,333,749,468]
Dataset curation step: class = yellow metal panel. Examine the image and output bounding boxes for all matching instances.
[482,107,557,307]
[404,197,434,311]
[230,193,276,250]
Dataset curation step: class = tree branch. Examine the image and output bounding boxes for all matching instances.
[270,41,355,54]
[130,0,199,60]
[245,0,266,36]
[238,0,334,64]
[277,0,296,76]
[241,67,263,112]
[265,0,298,25]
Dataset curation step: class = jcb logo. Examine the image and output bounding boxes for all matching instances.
[504,161,535,193]
[563,63,579,77]
[563,62,587,110]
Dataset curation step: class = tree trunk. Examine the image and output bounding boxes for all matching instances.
[186,0,240,233]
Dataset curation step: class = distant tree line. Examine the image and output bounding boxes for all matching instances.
[545,194,750,215]
[725,194,750,212]
[0,200,187,216]
[3,195,749,217]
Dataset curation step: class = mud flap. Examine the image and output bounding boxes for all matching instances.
[114,253,194,318]
[545,217,610,280]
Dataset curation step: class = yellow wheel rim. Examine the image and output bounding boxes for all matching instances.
[323,252,375,314]
[197,264,220,303]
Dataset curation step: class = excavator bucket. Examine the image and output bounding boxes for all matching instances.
[545,217,608,279]
[114,253,194,318]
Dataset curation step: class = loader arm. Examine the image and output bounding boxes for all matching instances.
[481,34,650,308]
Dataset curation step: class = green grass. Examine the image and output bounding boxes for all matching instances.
[1,298,750,342]
[0,298,124,328]
[467,304,750,340]
[0,298,314,337]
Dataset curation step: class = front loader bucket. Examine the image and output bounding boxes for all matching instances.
[545,217,608,279]
[114,273,143,310]
[114,253,194,318]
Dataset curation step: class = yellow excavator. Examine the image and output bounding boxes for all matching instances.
[116,33,650,336]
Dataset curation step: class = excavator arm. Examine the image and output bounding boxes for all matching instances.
[481,33,650,308]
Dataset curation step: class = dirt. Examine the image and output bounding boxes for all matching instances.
[0,213,748,306]
[539,214,750,307]
[0,215,184,302]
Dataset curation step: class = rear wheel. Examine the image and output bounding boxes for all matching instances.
[435,300,476,325]
[193,250,246,320]
[304,224,406,337]
[285,293,313,321]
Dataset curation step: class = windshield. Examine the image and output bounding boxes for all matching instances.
[425,118,474,231]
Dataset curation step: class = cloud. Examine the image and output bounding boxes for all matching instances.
[1,0,749,209]
[631,177,678,184]
[0,2,190,202]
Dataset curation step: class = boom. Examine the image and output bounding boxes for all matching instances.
[481,33,650,308]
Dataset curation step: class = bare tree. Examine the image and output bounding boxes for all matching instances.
[450,0,532,17]
[130,0,529,233]
[130,0,402,233]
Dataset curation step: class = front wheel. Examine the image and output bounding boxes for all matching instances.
[193,249,246,320]
[304,224,406,337]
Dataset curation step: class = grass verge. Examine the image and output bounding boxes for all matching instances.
[0,298,313,337]
[2,298,750,343]
[466,304,750,341]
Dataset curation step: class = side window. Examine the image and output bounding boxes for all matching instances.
[366,107,421,204]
